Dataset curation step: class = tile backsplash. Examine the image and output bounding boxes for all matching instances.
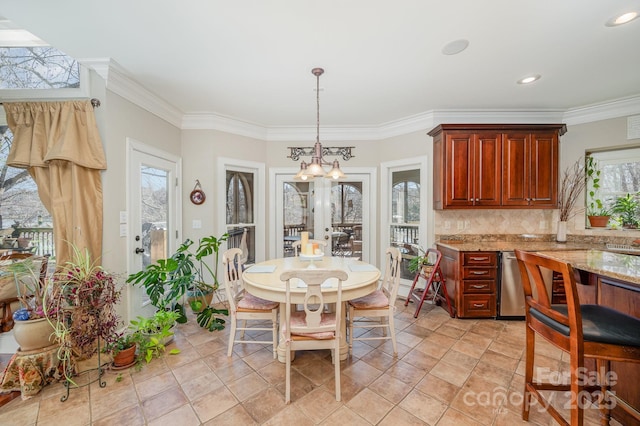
[434,209,640,245]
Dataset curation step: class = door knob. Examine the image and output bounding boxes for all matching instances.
[135,247,145,254]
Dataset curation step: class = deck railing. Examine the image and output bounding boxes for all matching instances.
[9,227,55,258]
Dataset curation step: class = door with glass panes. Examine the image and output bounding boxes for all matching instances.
[275,173,371,261]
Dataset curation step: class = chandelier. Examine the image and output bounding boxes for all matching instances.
[288,67,354,180]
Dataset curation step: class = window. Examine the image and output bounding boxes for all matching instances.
[226,170,255,263]
[0,123,53,255]
[331,182,362,225]
[0,47,80,89]
[587,146,640,228]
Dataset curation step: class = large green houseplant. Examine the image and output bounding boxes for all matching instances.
[126,233,229,331]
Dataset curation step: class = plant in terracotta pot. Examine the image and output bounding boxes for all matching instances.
[585,156,611,228]
[104,332,137,368]
[126,234,229,331]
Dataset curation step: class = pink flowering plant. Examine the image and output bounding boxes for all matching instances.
[45,245,122,361]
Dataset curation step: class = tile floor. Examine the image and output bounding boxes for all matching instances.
[0,299,624,426]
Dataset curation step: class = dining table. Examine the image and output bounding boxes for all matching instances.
[242,255,381,362]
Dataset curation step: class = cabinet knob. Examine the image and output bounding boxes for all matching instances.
[471,284,486,289]
[473,303,485,308]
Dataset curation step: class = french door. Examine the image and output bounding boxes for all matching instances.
[272,170,374,262]
[127,139,181,320]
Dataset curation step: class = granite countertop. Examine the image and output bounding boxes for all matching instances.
[535,250,640,285]
[435,241,601,252]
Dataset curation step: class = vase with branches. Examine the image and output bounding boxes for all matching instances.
[557,158,586,241]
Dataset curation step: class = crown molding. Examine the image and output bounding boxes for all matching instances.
[79,58,183,128]
[75,60,640,139]
[562,95,640,125]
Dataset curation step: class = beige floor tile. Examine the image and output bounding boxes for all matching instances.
[135,370,178,400]
[147,403,200,426]
[92,404,146,426]
[140,385,188,421]
[241,386,286,424]
[430,359,473,387]
[320,405,370,425]
[295,387,342,423]
[190,385,239,423]
[226,371,269,402]
[341,359,383,386]
[414,373,461,404]
[398,388,448,425]
[205,403,260,425]
[180,370,225,401]
[346,387,394,424]
[261,404,314,426]
[437,407,485,426]
[367,373,412,404]
[378,405,428,425]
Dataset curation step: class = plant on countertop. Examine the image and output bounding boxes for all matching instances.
[126,234,230,331]
[558,158,586,222]
[612,192,640,229]
[585,156,611,217]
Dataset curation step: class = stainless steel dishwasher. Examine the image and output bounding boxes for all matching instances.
[498,251,552,319]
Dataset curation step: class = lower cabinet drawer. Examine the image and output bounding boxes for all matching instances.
[459,294,496,317]
[462,280,493,293]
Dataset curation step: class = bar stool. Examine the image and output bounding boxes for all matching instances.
[404,248,454,318]
[515,249,640,426]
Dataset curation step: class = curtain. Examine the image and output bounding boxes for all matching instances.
[4,101,106,266]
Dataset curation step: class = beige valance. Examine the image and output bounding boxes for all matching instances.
[5,101,106,170]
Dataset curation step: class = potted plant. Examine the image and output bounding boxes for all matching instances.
[585,156,611,227]
[128,311,180,365]
[104,332,137,368]
[408,245,433,274]
[5,256,56,351]
[126,233,230,330]
[44,245,122,381]
[612,192,640,229]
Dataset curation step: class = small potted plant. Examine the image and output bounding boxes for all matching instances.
[408,245,434,275]
[128,311,180,365]
[612,192,640,229]
[586,156,611,227]
[105,332,137,368]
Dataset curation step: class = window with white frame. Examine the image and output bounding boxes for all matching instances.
[587,146,640,228]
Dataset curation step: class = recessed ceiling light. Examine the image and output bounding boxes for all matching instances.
[517,75,541,85]
[605,11,639,26]
[441,39,469,56]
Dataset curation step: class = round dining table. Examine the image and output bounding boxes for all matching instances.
[243,256,381,362]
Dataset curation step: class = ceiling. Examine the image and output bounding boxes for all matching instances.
[0,1,639,135]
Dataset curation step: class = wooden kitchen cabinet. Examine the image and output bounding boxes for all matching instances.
[440,131,501,208]
[430,124,566,209]
[437,244,498,318]
[502,131,559,207]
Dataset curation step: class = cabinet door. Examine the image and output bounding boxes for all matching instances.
[502,133,531,206]
[445,133,474,207]
[528,132,558,207]
[473,133,501,206]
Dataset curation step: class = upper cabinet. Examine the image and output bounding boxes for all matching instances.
[430,124,566,210]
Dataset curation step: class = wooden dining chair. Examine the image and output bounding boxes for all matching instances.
[515,249,640,426]
[291,239,327,256]
[347,247,401,357]
[280,268,348,403]
[222,248,279,358]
